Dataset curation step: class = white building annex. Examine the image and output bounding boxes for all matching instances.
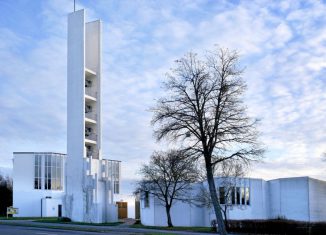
[12,9,121,223]
[140,177,326,227]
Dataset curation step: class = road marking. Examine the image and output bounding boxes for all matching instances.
[36,233,58,235]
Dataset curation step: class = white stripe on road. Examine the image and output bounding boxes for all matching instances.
[36,233,58,235]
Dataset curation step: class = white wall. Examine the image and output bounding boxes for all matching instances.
[308,178,326,222]
[42,198,63,217]
[66,9,86,222]
[268,177,309,221]
[13,153,65,217]
[140,177,326,226]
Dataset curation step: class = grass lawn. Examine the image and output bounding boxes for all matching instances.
[0,217,48,220]
[0,217,122,226]
[131,224,213,233]
[34,217,122,226]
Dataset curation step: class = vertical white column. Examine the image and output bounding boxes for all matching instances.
[85,20,102,159]
[66,9,85,222]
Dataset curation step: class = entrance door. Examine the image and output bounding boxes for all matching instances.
[116,202,128,219]
[58,204,62,218]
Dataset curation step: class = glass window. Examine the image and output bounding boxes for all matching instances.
[144,191,150,208]
[45,154,62,190]
[236,187,241,205]
[219,187,225,204]
[231,187,235,205]
[34,155,42,189]
[241,187,245,205]
[245,187,250,205]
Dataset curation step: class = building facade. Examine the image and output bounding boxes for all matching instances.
[140,177,326,226]
[12,9,121,223]
[65,9,119,223]
[13,152,66,217]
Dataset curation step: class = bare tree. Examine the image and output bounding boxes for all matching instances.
[151,48,264,234]
[137,150,198,227]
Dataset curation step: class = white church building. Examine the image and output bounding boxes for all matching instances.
[13,9,121,223]
[140,176,326,226]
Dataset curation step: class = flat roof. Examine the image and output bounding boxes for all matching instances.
[13,152,67,155]
[12,152,121,162]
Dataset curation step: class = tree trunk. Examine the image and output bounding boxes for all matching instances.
[166,205,173,227]
[223,206,229,231]
[205,157,227,235]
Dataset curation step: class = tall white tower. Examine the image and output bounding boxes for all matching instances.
[66,9,120,223]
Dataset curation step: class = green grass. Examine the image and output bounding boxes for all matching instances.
[34,218,122,226]
[0,216,48,220]
[131,224,213,233]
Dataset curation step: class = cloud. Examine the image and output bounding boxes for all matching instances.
[0,0,325,188]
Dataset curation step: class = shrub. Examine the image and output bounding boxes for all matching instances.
[228,219,326,235]
[58,217,71,222]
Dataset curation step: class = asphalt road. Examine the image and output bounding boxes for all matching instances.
[0,224,131,235]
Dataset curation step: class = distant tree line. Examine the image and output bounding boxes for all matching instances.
[0,174,12,216]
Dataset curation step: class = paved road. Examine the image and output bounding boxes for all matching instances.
[0,222,224,235]
[0,224,122,235]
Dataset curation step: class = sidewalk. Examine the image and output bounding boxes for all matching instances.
[0,219,237,235]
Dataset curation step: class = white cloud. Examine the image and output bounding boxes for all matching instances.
[0,0,325,186]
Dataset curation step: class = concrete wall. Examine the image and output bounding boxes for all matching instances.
[308,178,326,222]
[13,153,65,217]
[268,177,309,221]
[42,198,63,217]
[66,9,86,222]
[140,177,326,226]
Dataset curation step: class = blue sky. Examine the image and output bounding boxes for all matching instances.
[0,0,325,183]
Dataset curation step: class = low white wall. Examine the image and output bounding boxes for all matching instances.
[140,177,326,226]
[13,153,65,217]
[42,198,62,217]
[268,177,309,221]
[308,178,326,222]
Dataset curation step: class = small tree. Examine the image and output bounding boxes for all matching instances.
[137,150,198,227]
[152,48,264,234]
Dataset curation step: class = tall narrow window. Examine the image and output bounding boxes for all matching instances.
[245,187,250,205]
[231,187,235,205]
[45,154,62,190]
[113,161,120,194]
[241,187,245,205]
[144,191,150,208]
[236,187,241,205]
[219,187,225,204]
[34,155,42,189]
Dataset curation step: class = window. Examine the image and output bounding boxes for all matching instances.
[112,161,120,194]
[34,155,42,189]
[236,187,241,205]
[241,187,245,205]
[245,187,250,205]
[144,191,150,208]
[231,187,236,205]
[45,154,62,190]
[114,181,119,194]
[219,187,225,204]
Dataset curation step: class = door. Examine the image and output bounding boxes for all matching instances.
[116,202,128,219]
[58,204,62,218]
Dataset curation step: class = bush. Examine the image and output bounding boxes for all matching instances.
[58,217,71,222]
[228,219,326,235]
